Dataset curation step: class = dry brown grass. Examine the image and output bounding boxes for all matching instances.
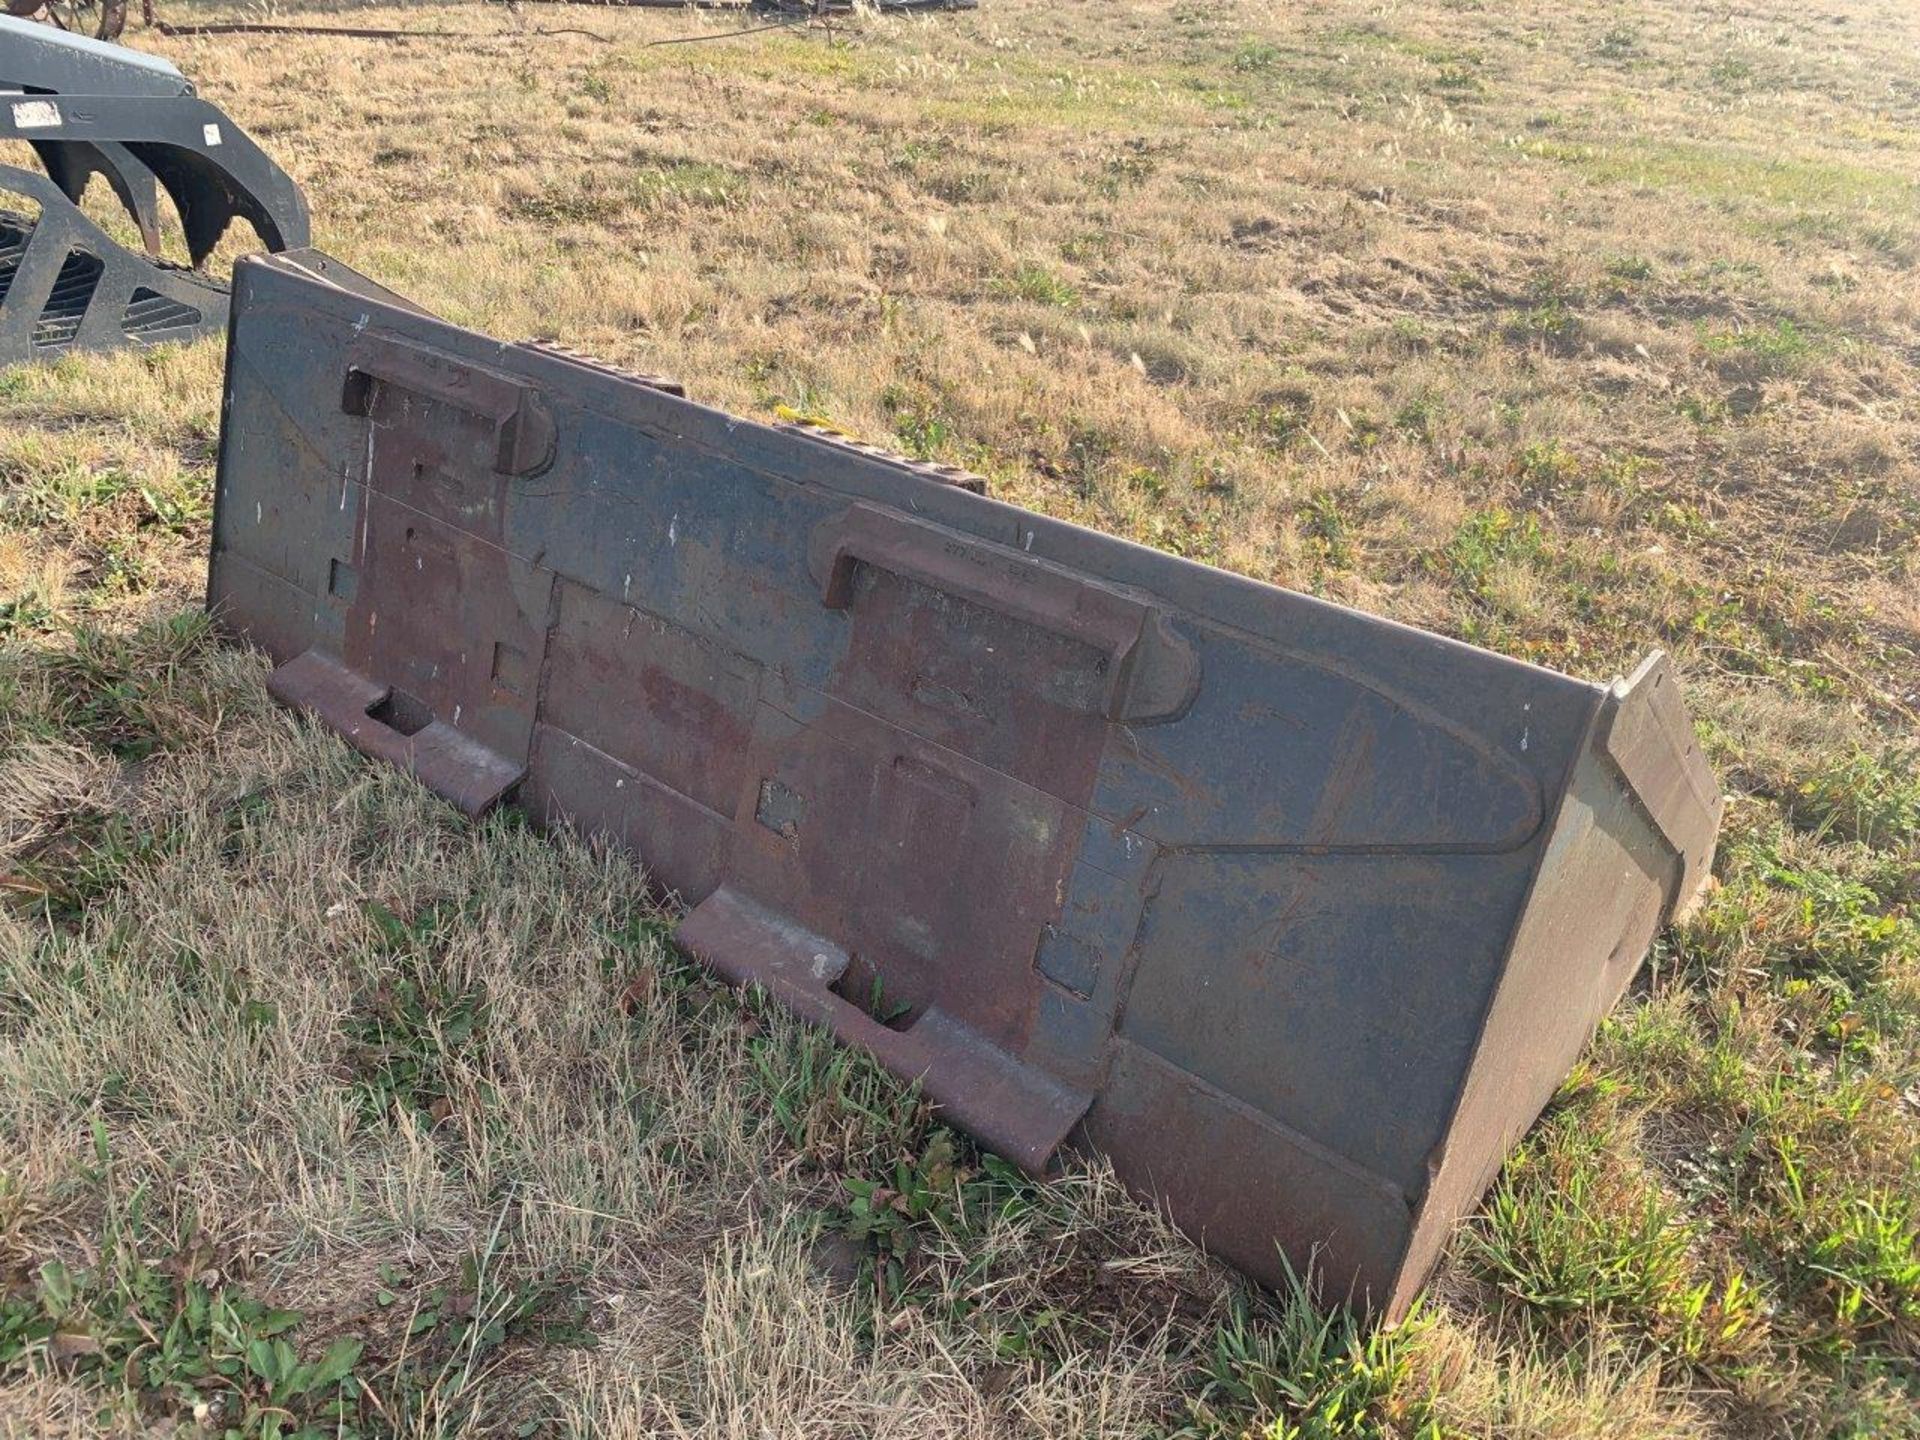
[2,0,1917,1434]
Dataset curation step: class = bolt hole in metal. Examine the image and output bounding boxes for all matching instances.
[829,954,921,1033]
[327,558,358,603]
[366,687,433,737]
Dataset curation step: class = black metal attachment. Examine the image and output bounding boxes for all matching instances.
[0,15,310,365]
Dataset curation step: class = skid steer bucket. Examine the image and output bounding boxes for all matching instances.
[208,251,1722,1317]
[0,16,308,365]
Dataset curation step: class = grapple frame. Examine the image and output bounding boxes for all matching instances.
[0,16,308,364]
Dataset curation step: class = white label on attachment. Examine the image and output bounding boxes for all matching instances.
[12,100,61,129]
[202,122,222,146]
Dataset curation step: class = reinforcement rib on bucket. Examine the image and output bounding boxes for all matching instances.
[208,250,1723,1316]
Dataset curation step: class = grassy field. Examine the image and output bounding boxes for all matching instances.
[2,0,1917,1434]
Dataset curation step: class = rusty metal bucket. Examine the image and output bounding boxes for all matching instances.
[207,251,1722,1317]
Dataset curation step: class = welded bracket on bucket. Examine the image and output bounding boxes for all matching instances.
[680,885,1092,1173]
[208,250,1724,1319]
[808,504,1200,724]
[341,334,558,478]
[266,649,524,820]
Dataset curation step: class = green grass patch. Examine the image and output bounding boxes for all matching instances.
[3,1252,365,1437]
[1429,506,1549,601]
[1790,750,1920,852]
[1467,1107,1770,1367]
[345,903,495,1130]
[1551,140,1917,239]
[0,611,229,760]
[0,1181,596,1436]
[997,262,1079,309]
[1185,1269,1441,1439]
[748,1020,927,1174]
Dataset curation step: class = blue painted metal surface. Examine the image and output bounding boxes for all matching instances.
[208,250,1723,1316]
